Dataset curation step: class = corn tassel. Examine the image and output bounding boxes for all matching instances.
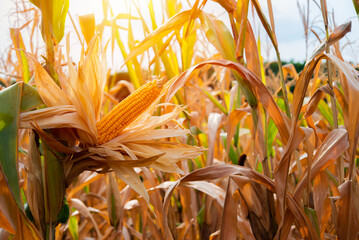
[97,77,166,144]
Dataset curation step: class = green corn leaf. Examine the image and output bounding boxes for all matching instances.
[0,83,23,209]
[30,0,69,44]
[20,81,44,112]
[199,12,236,61]
[267,118,278,157]
[192,84,228,115]
[69,215,79,240]
[318,99,333,127]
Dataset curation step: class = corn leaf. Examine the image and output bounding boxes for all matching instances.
[305,85,333,118]
[20,82,44,112]
[244,22,261,79]
[235,0,249,59]
[0,174,42,239]
[251,0,278,50]
[181,22,196,70]
[191,83,228,114]
[0,83,22,209]
[10,29,31,83]
[30,0,69,44]
[200,12,236,61]
[110,164,149,203]
[212,0,236,13]
[207,113,223,166]
[308,22,351,63]
[226,108,248,156]
[69,198,102,238]
[106,173,122,229]
[220,178,237,240]
[353,0,359,16]
[69,215,79,240]
[124,10,195,63]
[0,209,14,235]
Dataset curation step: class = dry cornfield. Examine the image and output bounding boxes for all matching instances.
[0,0,358,239]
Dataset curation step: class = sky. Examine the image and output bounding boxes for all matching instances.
[258,0,359,63]
[0,0,358,68]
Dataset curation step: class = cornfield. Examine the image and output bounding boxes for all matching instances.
[0,0,358,239]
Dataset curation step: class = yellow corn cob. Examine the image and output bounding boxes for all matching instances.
[97,77,166,144]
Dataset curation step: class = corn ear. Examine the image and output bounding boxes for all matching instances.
[42,142,65,224]
[97,77,166,144]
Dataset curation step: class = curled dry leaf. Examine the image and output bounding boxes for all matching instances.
[282,64,298,79]
[69,198,103,238]
[308,22,351,62]
[183,181,225,206]
[304,85,334,118]
[207,113,223,166]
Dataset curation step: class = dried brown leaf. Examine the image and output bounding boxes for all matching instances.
[282,64,298,79]
[308,22,351,61]
[183,181,225,206]
[234,0,249,59]
[305,85,333,118]
[0,173,42,239]
[313,172,329,235]
[219,178,237,240]
[0,209,14,235]
[30,122,80,154]
[244,22,261,78]
[337,180,359,240]
[226,108,249,158]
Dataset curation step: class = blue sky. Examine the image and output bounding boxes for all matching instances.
[0,0,358,65]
